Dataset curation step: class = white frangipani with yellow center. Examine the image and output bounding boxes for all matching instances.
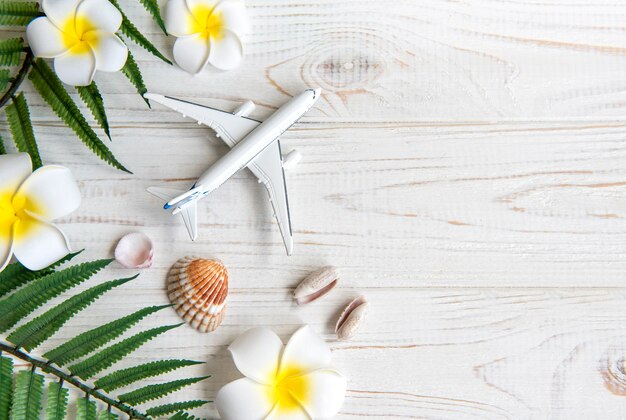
[0,153,81,271]
[216,326,347,419]
[165,0,248,73]
[26,0,128,86]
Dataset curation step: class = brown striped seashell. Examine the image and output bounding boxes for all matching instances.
[167,256,228,333]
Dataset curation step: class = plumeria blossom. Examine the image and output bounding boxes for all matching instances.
[0,154,81,271]
[26,0,128,86]
[216,326,347,419]
[165,0,248,74]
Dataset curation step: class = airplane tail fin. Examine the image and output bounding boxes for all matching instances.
[147,186,199,241]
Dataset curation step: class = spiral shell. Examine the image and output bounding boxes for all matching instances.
[167,256,228,333]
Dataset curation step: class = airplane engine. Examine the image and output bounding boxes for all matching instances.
[233,100,255,117]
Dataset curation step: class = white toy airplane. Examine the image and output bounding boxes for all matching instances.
[145,88,321,255]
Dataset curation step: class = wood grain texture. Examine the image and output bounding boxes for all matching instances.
[2,0,626,418]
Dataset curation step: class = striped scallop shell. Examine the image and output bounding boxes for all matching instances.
[167,256,228,333]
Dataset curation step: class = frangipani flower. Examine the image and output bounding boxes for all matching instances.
[165,0,248,74]
[26,0,128,86]
[216,326,347,419]
[0,154,81,271]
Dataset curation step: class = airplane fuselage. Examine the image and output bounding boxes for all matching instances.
[166,88,320,210]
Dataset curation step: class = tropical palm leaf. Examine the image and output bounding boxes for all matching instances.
[0,68,11,93]
[95,359,203,391]
[121,50,150,107]
[0,1,39,26]
[118,376,209,405]
[0,37,22,66]
[28,59,130,173]
[45,381,69,420]
[5,92,42,168]
[0,133,6,155]
[146,400,210,417]
[139,0,167,34]
[77,82,112,140]
[0,356,13,418]
[77,397,97,420]
[10,370,44,420]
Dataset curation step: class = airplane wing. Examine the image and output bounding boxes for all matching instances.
[147,186,198,241]
[145,93,293,254]
[144,93,260,145]
[247,141,293,255]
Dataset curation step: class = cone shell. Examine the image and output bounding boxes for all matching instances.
[168,257,228,333]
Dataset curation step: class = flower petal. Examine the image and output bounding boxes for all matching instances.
[280,326,332,374]
[266,406,310,420]
[13,218,70,270]
[228,327,283,384]
[14,165,81,222]
[172,34,210,74]
[0,222,15,272]
[54,47,96,86]
[75,0,123,33]
[0,153,32,195]
[87,32,128,72]
[215,378,273,420]
[27,17,69,58]
[185,0,219,15]
[165,0,197,37]
[290,369,347,419]
[213,0,248,36]
[207,29,243,70]
[42,0,81,30]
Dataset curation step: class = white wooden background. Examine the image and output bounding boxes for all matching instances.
[3,0,626,418]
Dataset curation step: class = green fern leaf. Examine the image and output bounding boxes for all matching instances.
[44,304,170,366]
[95,359,203,392]
[28,59,131,173]
[0,356,13,419]
[146,400,210,417]
[168,411,201,420]
[0,2,39,26]
[69,324,181,380]
[45,381,69,420]
[0,133,6,155]
[0,258,112,333]
[0,68,10,93]
[77,82,111,140]
[109,0,171,64]
[96,410,118,420]
[5,92,42,169]
[118,376,209,406]
[7,276,137,351]
[0,250,82,299]
[10,370,44,420]
[76,397,96,420]
[0,37,22,65]
[138,0,167,34]
[121,50,150,107]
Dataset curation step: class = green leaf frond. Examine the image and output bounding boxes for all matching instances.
[0,250,82,299]
[0,356,13,418]
[7,276,138,351]
[69,324,182,380]
[0,37,22,66]
[96,410,119,420]
[10,370,44,420]
[121,50,150,107]
[77,82,112,140]
[28,59,131,173]
[138,0,167,34]
[146,400,210,417]
[0,2,39,26]
[0,258,112,333]
[5,92,42,168]
[109,0,171,64]
[169,411,202,420]
[44,304,171,366]
[118,376,209,406]
[77,397,97,420]
[0,133,6,155]
[45,381,69,420]
[95,359,203,392]
[0,68,10,93]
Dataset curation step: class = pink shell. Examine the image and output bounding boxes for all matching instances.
[114,232,154,269]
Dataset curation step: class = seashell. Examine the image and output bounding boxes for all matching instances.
[114,232,154,269]
[335,295,368,341]
[167,256,228,333]
[293,266,339,305]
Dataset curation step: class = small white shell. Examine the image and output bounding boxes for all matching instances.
[114,232,154,269]
[335,295,368,341]
[294,266,339,305]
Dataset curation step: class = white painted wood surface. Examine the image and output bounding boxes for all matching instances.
[3,0,626,418]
